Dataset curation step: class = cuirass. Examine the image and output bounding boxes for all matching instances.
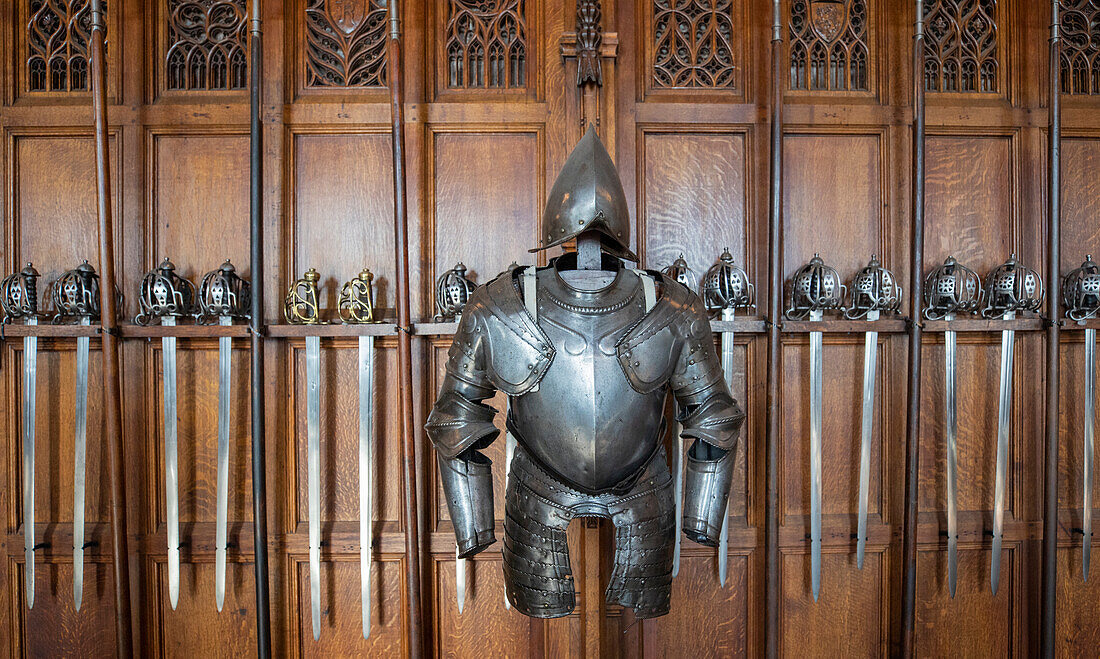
[508,268,667,494]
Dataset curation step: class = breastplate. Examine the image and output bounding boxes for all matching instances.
[508,268,668,494]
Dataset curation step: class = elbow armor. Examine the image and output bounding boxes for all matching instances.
[679,389,744,546]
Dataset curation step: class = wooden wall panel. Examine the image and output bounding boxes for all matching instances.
[914,547,1015,656]
[1055,546,1100,657]
[434,557,534,656]
[649,553,750,656]
[1060,136,1100,269]
[11,558,118,657]
[150,560,258,658]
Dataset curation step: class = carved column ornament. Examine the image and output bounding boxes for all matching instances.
[576,0,603,85]
[788,0,869,92]
[165,0,248,91]
[1061,0,1100,95]
[26,0,99,92]
[444,0,527,89]
[305,0,388,87]
[652,0,738,89]
[923,0,999,93]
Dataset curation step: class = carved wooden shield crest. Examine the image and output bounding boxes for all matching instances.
[810,0,847,42]
[326,0,367,34]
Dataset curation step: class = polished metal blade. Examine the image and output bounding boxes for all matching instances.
[358,335,374,639]
[719,328,735,586]
[1084,328,1095,581]
[672,425,683,579]
[73,317,91,611]
[457,552,467,614]
[809,311,823,601]
[306,335,322,640]
[856,310,879,571]
[504,430,516,608]
[23,318,38,610]
[945,326,959,598]
[163,317,180,610]
[991,313,1015,595]
[215,316,232,612]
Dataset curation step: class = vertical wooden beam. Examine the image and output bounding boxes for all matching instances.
[387,2,425,655]
[90,1,133,654]
[1040,2,1062,656]
[248,1,272,656]
[764,1,784,657]
[900,2,926,657]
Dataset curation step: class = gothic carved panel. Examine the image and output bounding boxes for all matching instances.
[923,0,999,93]
[26,0,95,92]
[304,0,388,87]
[1061,0,1100,95]
[788,0,870,92]
[444,0,527,89]
[651,0,739,90]
[164,0,248,92]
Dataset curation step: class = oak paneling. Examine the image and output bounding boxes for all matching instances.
[914,547,1015,657]
[434,557,534,656]
[649,553,750,656]
[1056,337,1100,514]
[1055,546,1100,657]
[11,558,118,658]
[1060,136,1100,268]
[150,560,258,658]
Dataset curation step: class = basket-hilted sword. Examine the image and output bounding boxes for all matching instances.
[436,263,477,612]
[2,264,43,609]
[199,260,251,612]
[844,256,901,570]
[923,256,983,597]
[1063,255,1100,580]
[786,254,845,601]
[699,249,755,585]
[136,258,199,610]
[981,255,1043,595]
[339,268,383,637]
[286,268,325,639]
[661,255,700,580]
[52,261,107,610]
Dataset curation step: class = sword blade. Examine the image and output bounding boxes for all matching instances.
[73,318,91,611]
[857,326,878,570]
[215,317,232,612]
[504,430,516,608]
[1085,328,1095,581]
[991,316,1015,595]
[306,335,322,639]
[163,317,180,610]
[945,327,959,597]
[23,319,37,609]
[719,330,735,586]
[809,312,823,601]
[358,335,374,638]
[672,425,683,579]
[456,553,466,614]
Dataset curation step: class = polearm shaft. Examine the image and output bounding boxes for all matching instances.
[388,2,425,654]
[90,1,134,652]
[248,0,272,653]
[764,0,783,653]
[901,1,926,654]
[1039,1,1061,654]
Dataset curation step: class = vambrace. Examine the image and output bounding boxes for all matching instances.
[678,386,745,546]
[438,450,497,557]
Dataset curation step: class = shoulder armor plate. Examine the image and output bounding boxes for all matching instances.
[615,277,695,394]
[476,271,556,395]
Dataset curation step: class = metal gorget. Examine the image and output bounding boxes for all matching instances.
[507,263,665,495]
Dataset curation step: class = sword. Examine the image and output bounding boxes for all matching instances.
[718,310,735,586]
[786,254,844,602]
[845,255,901,571]
[503,430,516,607]
[982,255,1042,595]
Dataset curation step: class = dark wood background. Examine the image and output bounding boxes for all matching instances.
[1,0,1098,656]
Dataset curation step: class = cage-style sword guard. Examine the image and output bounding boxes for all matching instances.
[198,260,251,323]
[923,256,983,321]
[845,254,901,320]
[661,253,700,292]
[981,254,1043,319]
[51,261,106,323]
[2,263,43,324]
[701,248,756,318]
[435,262,476,321]
[785,253,844,320]
[285,268,325,325]
[339,269,382,324]
[135,258,198,325]
[1063,255,1100,322]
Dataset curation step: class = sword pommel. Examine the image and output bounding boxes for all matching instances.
[285,268,325,325]
[923,256,982,321]
[981,254,1043,319]
[785,253,844,321]
[845,254,902,320]
[340,268,382,324]
[661,254,700,292]
[198,260,251,323]
[701,248,755,317]
[52,261,105,323]
[1,263,42,323]
[1063,255,1100,322]
[435,262,476,321]
[136,257,198,325]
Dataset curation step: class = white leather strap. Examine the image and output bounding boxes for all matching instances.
[521,266,540,392]
[633,270,657,313]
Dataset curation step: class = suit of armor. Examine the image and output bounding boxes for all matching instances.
[426,128,744,619]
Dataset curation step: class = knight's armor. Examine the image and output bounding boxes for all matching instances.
[426,127,744,619]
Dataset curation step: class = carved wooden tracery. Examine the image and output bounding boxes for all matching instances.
[922,0,998,93]
[444,0,527,89]
[26,0,96,92]
[305,0,388,87]
[788,0,869,92]
[651,0,738,89]
[165,0,248,91]
[1061,0,1100,95]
